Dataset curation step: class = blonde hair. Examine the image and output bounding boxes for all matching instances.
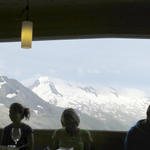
[61,108,80,127]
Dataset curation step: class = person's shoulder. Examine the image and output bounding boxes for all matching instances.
[130,119,144,131]
[79,129,91,135]
[79,129,92,138]
[21,123,33,132]
[128,124,137,134]
[127,120,142,135]
[21,122,32,128]
[54,128,65,135]
[52,128,64,139]
[79,129,93,142]
[3,123,13,131]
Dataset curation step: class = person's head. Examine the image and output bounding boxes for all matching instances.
[9,103,30,124]
[146,105,150,123]
[61,108,80,132]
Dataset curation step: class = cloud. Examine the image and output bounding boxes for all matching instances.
[48,68,57,74]
[0,61,7,75]
[12,69,23,77]
[87,68,101,74]
[77,67,84,75]
[77,67,120,75]
[0,61,26,78]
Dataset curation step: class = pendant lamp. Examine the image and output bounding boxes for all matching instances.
[21,0,33,49]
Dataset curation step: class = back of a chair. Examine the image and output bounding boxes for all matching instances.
[90,130,126,150]
[33,129,126,150]
[34,129,53,149]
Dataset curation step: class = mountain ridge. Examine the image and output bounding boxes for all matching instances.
[30,76,150,130]
[0,76,121,130]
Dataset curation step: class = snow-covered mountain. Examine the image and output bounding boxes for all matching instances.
[0,76,113,130]
[1,75,148,131]
[30,76,150,130]
[0,76,63,129]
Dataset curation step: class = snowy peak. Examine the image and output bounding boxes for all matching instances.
[78,86,97,96]
[31,77,63,104]
[0,76,19,99]
[0,76,7,88]
[30,76,150,129]
[49,83,63,96]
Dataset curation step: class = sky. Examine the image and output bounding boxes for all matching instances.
[0,38,150,91]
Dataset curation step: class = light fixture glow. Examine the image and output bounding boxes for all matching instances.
[21,21,33,49]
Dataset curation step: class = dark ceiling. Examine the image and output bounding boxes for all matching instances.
[0,0,150,42]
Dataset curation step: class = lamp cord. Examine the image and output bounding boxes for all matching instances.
[19,0,30,20]
[26,0,30,21]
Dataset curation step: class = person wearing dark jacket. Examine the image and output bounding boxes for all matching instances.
[0,103,34,150]
[124,105,150,150]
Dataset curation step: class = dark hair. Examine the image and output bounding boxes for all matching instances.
[10,103,30,120]
[146,105,150,117]
[61,108,80,127]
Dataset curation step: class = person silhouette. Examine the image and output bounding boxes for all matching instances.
[0,103,34,150]
[124,105,150,150]
[51,108,93,150]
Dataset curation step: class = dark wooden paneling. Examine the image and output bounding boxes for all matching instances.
[0,129,126,150]
[0,1,150,41]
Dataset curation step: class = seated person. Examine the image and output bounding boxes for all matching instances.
[52,108,93,150]
[124,105,150,150]
[0,103,34,150]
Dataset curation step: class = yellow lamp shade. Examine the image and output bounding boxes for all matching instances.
[21,21,33,49]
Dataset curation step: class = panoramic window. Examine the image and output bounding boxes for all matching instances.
[0,38,150,131]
